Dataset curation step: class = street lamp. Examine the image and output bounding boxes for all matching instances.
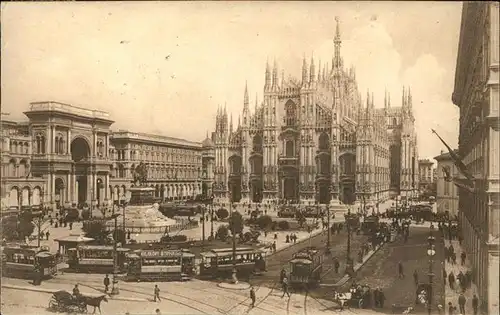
[345,209,354,275]
[228,187,238,284]
[427,230,436,315]
[93,179,104,219]
[110,211,121,296]
[210,194,214,239]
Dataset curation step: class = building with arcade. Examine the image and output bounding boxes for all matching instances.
[1,102,205,211]
[452,2,499,314]
[209,19,419,210]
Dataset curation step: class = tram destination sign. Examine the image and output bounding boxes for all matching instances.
[141,249,183,258]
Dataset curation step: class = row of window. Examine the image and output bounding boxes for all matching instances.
[111,166,201,180]
[6,140,30,154]
[111,149,201,164]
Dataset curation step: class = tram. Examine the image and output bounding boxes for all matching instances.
[199,247,266,279]
[1,245,58,279]
[126,249,196,282]
[289,247,323,288]
[67,245,130,273]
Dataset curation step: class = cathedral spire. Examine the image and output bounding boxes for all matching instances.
[402,86,406,109]
[310,54,316,82]
[408,86,413,113]
[318,59,321,82]
[265,59,271,91]
[272,59,278,88]
[334,16,342,69]
[244,81,249,109]
[302,55,308,85]
[230,114,233,132]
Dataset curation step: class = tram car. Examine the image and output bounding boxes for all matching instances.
[67,245,130,273]
[2,245,58,279]
[125,248,195,281]
[289,247,323,287]
[361,216,380,235]
[199,247,266,279]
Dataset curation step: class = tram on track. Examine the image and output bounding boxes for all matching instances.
[125,248,196,281]
[199,247,266,279]
[67,245,130,273]
[289,246,323,287]
[1,245,58,279]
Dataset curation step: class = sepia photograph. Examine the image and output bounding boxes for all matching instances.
[0,1,498,314]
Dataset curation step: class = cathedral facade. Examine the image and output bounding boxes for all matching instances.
[208,20,419,208]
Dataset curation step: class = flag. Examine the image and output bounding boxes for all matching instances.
[431,129,474,182]
[452,177,476,193]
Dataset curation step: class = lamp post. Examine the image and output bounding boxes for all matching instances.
[345,209,353,275]
[210,194,214,239]
[427,229,436,315]
[229,187,238,284]
[110,209,121,296]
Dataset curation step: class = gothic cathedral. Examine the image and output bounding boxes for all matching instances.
[207,19,419,209]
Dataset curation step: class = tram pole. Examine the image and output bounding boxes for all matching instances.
[110,197,120,296]
[230,190,238,283]
[202,204,206,245]
[210,195,214,239]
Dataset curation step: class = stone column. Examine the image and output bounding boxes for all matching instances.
[67,129,71,155]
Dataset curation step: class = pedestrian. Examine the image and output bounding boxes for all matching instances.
[103,274,110,293]
[448,302,454,315]
[448,272,455,290]
[273,241,277,253]
[460,251,466,266]
[443,266,447,285]
[378,289,385,308]
[73,284,80,297]
[280,268,287,283]
[458,293,466,315]
[334,258,340,274]
[451,252,457,265]
[472,294,479,315]
[154,284,161,302]
[250,286,256,308]
[45,230,50,240]
[127,230,131,240]
[281,276,290,298]
[373,288,379,308]
[413,270,419,286]
[398,261,404,279]
[69,221,73,230]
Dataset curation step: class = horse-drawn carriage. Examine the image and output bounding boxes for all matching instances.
[48,290,86,313]
[48,290,108,314]
[333,285,373,310]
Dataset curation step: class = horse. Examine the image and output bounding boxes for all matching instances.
[80,295,108,314]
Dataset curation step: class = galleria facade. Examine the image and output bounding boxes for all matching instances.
[210,20,419,208]
[1,102,214,210]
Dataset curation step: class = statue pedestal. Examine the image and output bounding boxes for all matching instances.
[108,186,176,233]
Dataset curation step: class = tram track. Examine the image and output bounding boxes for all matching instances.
[54,278,217,315]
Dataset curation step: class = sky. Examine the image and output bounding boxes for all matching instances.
[1,1,462,161]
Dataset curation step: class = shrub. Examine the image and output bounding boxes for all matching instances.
[66,208,80,222]
[243,231,253,242]
[251,230,261,242]
[216,225,229,241]
[256,215,273,230]
[82,220,109,244]
[228,211,244,235]
[278,220,290,230]
[216,208,229,220]
[81,209,91,220]
[112,229,126,245]
[271,221,278,231]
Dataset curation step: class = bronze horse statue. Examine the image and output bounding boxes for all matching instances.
[80,295,108,314]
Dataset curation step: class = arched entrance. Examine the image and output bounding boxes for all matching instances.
[316,133,331,204]
[250,134,263,203]
[228,155,242,202]
[280,167,299,202]
[339,152,356,205]
[55,178,65,208]
[71,137,91,206]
